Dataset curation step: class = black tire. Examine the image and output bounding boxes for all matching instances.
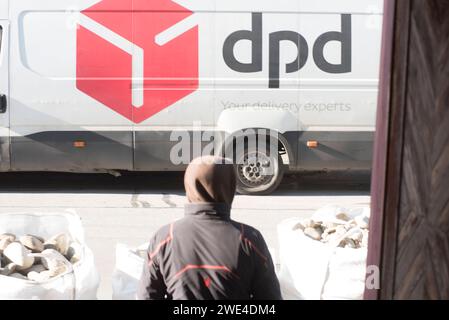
[233,143,285,195]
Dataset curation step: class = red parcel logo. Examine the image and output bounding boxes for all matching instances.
[76,0,199,123]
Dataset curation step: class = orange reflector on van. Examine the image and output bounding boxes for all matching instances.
[307,141,319,148]
[73,141,86,148]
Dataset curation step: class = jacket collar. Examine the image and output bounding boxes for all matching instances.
[184,203,231,219]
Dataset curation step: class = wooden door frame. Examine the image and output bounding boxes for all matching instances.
[365,0,412,300]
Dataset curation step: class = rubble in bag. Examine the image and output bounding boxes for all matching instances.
[0,233,81,281]
[293,211,370,249]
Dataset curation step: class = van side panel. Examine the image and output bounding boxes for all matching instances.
[297,131,373,171]
[0,1,8,20]
[0,136,9,171]
[10,131,133,171]
[134,130,215,171]
[8,1,134,171]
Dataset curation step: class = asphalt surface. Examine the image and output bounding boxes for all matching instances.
[0,171,371,299]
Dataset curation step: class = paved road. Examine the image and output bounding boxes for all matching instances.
[0,171,370,299]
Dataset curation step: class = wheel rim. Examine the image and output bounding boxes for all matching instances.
[237,150,278,189]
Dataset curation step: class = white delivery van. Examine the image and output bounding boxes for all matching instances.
[0,0,383,195]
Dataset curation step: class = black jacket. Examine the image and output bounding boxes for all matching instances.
[137,203,282,300]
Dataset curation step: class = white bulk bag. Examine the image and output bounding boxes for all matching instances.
[112,243,148,300]
[0,211,100,300]
[111,244,278,300]
[277,205,369,300]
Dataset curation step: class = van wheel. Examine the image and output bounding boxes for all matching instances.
[235,145,284,195]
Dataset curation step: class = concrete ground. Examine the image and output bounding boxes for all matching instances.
[0,171,370,299]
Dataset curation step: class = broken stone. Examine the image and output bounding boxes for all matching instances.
[301,207,370,249]
[335,225,347,236]
[3,242,34,270]
[26,234,45,243]
[0,263,17,276]
[326,233,343,246]
[344,238,358,249]
[27,270,57,282]
[349,230,364,243]
[0,233,15,242]
[336,212,351,222]
[344,223,355,231]
[347,219,358,227]
[21,264,47,276]
[20,235,44,253]
[304,227,323,241]
[40,249,72,277]
[344,226,362,236]
[48,264,69,278]
[324,227,337,235]
[65,242,82,264]
[310,220,322,228]
[0,238,13,254]
[323,221,339,229]
[44,233,71,255]
[320,227,337,243]
[321,232,329,243]
[300,219,312,228]
[355,215,370,229]
[292,222,306,231]
[0,233,83,281]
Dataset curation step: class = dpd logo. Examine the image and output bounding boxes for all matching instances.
[76,0,199,123]
[223,13,352,88]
